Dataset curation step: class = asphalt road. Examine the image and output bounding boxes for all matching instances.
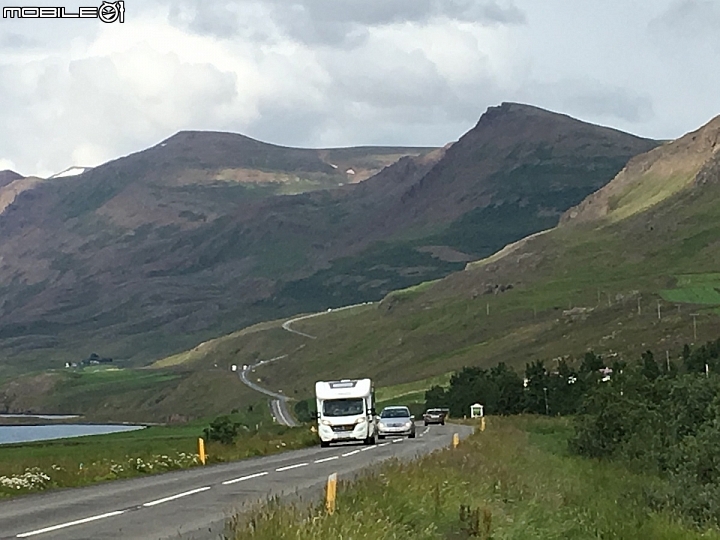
[237,355,298,427]
[0,423,473,540]
[238,303,374,427]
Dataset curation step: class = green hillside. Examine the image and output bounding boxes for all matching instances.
[242,118,720,399]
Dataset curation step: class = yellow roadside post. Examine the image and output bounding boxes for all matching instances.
[326,473,338,514]
[198,438,206,465]
[481,417,486,432]
[453,433,460,448]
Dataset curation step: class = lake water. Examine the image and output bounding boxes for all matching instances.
[0,424,145,445]
[0,414,80,420]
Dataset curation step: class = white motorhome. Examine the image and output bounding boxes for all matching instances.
[315,378,377,447]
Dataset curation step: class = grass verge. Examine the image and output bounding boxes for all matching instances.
[0,411,317,499]
[227,416,718,539]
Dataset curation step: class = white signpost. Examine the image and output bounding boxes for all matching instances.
[470,403,484,418]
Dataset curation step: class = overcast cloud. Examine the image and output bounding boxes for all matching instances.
[0,0,718,176]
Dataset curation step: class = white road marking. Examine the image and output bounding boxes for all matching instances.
[276,462,308,472]
[360,446,375,451]
[222,471,269,485]
[143,486,211,507]
[16,511,126,537]
[392,438,404,443]
[378,442,390,447]
[314,456,339,463]
[341,450,361,457]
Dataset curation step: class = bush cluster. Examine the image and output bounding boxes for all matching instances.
[572,338,720,525]
[425,337,720,526]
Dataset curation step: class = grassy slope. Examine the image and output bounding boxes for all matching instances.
[15,142,718,420]
[244,155,720,397]
[229,416,714,540]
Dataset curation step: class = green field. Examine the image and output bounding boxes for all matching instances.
[228,416,714,540]
[0,409,316,499]
[661,274,720,305]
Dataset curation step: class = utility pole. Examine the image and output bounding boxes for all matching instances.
[657,300,661,321]
[691,313,699,341]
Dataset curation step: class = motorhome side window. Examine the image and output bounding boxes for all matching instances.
[322,398,364,416]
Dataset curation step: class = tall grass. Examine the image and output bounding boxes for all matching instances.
[228,416,719,540]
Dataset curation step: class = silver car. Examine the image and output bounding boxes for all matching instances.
[377,406,416,439]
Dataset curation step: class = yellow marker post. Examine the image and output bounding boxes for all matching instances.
[481,417,486,432]
[326,472,338,514]
[452,433,459,448]
[198,438,206,465]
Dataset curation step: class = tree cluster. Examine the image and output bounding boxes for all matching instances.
[572,337,720,526]
[424,351,611,418]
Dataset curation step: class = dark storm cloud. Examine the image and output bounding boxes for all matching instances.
[162,0,525,45]
[271,0,526,47]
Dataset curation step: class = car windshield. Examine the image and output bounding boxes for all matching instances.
[426,409,443,414]
[380,408,410,419]
[322,399,364,417]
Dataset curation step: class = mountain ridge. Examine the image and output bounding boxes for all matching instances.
[0,103,659,374]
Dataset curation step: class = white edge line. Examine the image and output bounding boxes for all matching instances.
[314,456,339,463]
[276,462,308,472]
[142,486,211,507]
[222,471,268,485]
[378,442,390,447]
[360,446,375,451]
[392,438,404,443]
[16,511,125,538]
[341,450,360,457]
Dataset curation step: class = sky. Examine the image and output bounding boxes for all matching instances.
[0,0,719,177]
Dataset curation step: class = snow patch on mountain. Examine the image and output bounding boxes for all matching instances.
[50,166,91,178]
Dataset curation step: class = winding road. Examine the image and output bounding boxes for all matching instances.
[0,300,474,540]
[239,303,374,427]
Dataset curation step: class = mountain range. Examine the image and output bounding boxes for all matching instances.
[0,103,658,376]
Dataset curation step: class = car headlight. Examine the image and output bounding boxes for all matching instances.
[355,417,366,424]
[405,421,413,427]
[321,420,332,426]
[378,421,386,427]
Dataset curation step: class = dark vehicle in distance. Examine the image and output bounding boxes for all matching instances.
[423,408,448,426]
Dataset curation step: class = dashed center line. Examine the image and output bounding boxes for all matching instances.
[276,462,309,472]
[16,510,126,538]
[222,471,268,485]
[143,486,212,507]
[13,424,448,539]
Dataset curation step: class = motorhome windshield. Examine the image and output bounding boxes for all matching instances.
[322,398,364,417]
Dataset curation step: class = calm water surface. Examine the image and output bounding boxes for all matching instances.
[0,424,144,445]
